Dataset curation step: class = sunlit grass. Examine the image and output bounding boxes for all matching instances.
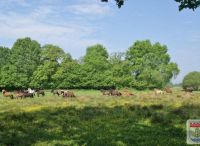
[0,89,200,145]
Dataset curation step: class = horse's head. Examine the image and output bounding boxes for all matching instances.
[2,89,6,94]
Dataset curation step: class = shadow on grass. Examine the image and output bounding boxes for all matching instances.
[0,104,190,146]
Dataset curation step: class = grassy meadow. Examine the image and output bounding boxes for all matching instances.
[0,88,200,146]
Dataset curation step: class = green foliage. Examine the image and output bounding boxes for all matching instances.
[175,0,200,10]
[0,38,41,88]
[0,47,10,69]
[109,53,132,88]
[0,47,10,88]
[0,38,179,89]
[126,40,179,89]
[182,71,200,90]
[30,44,67,88]
[80,44,113,89]
[53,60,81,89]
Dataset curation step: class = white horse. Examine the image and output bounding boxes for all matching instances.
[28,88,35,94]
[154,88,164,95]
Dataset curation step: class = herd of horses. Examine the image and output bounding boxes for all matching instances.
[100,87,195,97]
[51,89,76,97]
[154,87,194,95]
[2,88,45,99]
[1,88,76,99]
[1,86,195,99]
[100,89,134,96]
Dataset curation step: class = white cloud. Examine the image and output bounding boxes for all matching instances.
[66,3,111,16]
[0,0,30,7]
[0,1,112,58]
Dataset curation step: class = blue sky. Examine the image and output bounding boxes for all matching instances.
[0,0,200,83]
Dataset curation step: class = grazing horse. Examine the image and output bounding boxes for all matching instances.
[35,89,45,97]
[164,87,172,94]
[14,90,34,99]
[14,91,24,99]
[184,87,194,93]
[23,92,34,98]
[28,88,35,94]
[61,90,75,97]
[122,88,135,96]
[2,90,14,99]
[100,89,111,96]
[51,89,60,96]
[110,90,122,96]
[154,88,164,95]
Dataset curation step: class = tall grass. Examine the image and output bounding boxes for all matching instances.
[0,89,200,146]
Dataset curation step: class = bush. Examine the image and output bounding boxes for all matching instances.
[182,71,200,90]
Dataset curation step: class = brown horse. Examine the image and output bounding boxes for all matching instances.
[23,92,34,98]
[110,90,122,96]
[51,89,61,96]
[2,90,14,99]
[14,91,34,99]
[164,87,172,94]
[61,90,75,97]
[14,91,24,99]
[35,89,45,97]
[121,88,135,96]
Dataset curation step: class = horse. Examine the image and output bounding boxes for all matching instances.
[14,91,24,99]
[35,89,45,97]
[2,90,14,99]
[154,88,164,95]
[100,89,111,96]
[164,87,172,94]
[23,92,34,98]
[121,88,135,96]
[184,87,194,93]
[51,89,61,96]
[28,88,35,94]
[110,90,122,96]
[61,90,75,98]
[14,90,34,99]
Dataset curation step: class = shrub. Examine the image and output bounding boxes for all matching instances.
[182,71,200,90]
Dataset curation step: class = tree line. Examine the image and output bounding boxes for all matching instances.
[0,37,179,90]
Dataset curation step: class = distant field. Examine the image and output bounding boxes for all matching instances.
[0,89,200,146]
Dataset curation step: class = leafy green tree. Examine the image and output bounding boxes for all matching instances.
[30,44,66,88]
[0,38,41,88]
[81,44,112,89]
[126,40,179,89]
[182,71,200,90]
[0,47,10,70]
[52,56,81,89]
[109,52,132,88]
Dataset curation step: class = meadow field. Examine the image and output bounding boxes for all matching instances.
[0,89,200,146]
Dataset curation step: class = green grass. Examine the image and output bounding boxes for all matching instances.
[0,89,200,146]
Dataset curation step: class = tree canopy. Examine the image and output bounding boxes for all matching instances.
[0,38,41,88]
[182,71,200,90]
[0,38,179,90]
[101,0,200,10]
[126,40,179,89]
